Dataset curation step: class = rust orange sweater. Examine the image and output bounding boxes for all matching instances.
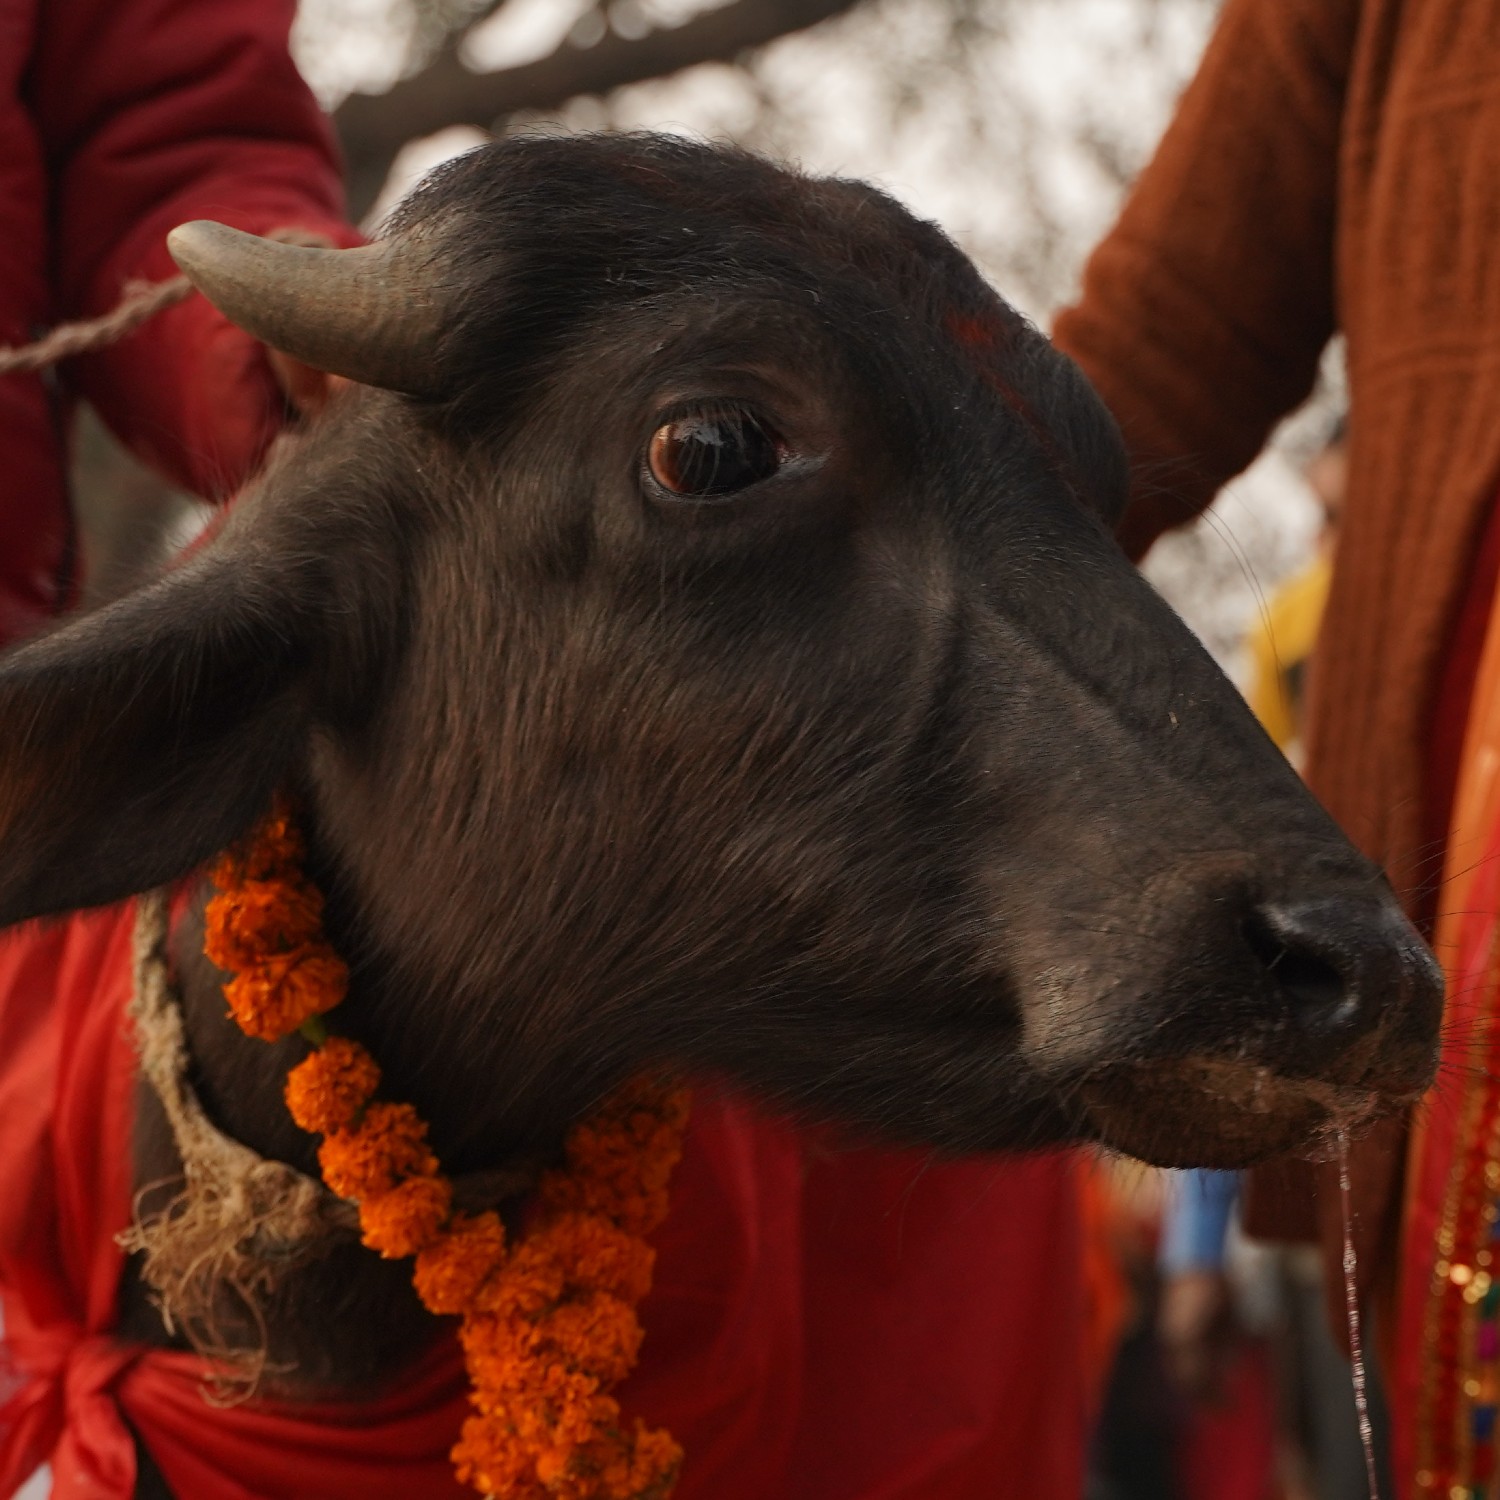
[1054,0,1500,904]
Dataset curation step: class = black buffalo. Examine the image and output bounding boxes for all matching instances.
[0,134,1439,1396]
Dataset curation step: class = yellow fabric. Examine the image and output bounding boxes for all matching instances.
[1244,551,1332,754]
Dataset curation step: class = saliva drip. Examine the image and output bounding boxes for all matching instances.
[1339,1128,1382,1500]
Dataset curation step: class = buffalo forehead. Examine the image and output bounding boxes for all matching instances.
[406,136,986,344]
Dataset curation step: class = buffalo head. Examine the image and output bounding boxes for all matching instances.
[0,136,1440,1168]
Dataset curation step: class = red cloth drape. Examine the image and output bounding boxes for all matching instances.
[1390,811,1500,1490]
[1390,493,1500,1488]
[0,902,1092,1499]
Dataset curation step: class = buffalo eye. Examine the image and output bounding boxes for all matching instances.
[646,406,785,499]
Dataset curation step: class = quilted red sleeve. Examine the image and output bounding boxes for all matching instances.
[30,0,359,499]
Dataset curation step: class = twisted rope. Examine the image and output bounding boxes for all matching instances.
[122,890,538,1394]
[0,228,339,377]
[123,889,356,1397]
[0,276,192,376]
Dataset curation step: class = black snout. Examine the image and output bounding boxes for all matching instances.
[1243,897,1443,1079]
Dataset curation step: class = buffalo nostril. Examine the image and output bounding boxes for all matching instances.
[1226,894,1439,1092]
[1242,907,1359,1033]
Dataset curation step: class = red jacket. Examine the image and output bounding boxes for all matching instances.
[0,0,350,644]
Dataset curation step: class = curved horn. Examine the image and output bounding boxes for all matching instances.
[166,222,443,396]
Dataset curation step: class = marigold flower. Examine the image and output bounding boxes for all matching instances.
[543,1293,643,1386]
[615,1423,683,1500]
[540,1084,690,1234]
[223,947,349,1042]
[413,1211,508,1315]
[205,876,325,972]
[318,1101,439,1200]
[539,1418,680,1500]
[529,1215,653,1306]
[359,1173,453,1258]
[452,1413,549,1500]
[475,1237,568,1322]
[284,1036,381,1135]
[531,1395,621,1491]
[459,1309,543,1396]
[212,800,306,887]
[510,1371,610,1453]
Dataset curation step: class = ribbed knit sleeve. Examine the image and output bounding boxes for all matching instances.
[1053,0,1360,559]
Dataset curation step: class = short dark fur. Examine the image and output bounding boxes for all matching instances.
[0,137,1439,1446]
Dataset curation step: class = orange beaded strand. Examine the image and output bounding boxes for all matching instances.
[207,800,686,1499]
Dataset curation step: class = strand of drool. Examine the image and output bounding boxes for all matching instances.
[1339,1129,1382,1500]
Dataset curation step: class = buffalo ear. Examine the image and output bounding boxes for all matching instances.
[0,547,317,925]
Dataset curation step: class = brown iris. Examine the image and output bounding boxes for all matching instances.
[647,407,783,499]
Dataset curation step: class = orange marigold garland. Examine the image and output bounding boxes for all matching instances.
[208,799,688,1499]
[205,803,347,1041]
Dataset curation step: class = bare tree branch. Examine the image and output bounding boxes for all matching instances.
[337,0,864,216]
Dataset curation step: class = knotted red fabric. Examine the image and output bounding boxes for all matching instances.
[0,901,1092,1499]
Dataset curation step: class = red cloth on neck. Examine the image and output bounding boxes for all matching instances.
[0,902,1089,1499]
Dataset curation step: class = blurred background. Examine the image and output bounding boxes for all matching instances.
[63,5,1361,1498]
